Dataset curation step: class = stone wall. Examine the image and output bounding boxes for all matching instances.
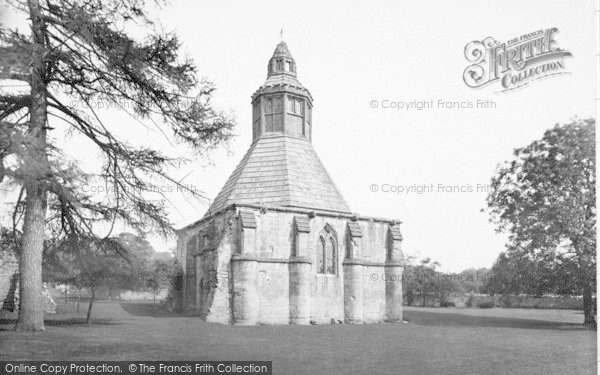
[177,205,404,325]
[205,217,235,324]
[0,249,18,311]
[462,294,586,310]
[362,265,387,322]
[257,261,290,324]
[178,209,238,322]
[119,290,168,301]
[405,293,586,310]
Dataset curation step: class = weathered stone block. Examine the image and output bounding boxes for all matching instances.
[231,254,259,325]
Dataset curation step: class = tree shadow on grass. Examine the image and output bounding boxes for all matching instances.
[45,318,124,326]
[404,309,588,331]
[0,317,123,330]
[119,303,183,318]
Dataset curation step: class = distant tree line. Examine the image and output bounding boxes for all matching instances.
[403,253,592,309]
[402,256,490,307]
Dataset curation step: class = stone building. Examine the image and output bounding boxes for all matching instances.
[176,41,404,325]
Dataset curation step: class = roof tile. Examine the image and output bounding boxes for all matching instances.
[205,135,351,216]
[294,216,311,233]
[390,225,403,241]
[347,222,363,237]
[239,210,257,229]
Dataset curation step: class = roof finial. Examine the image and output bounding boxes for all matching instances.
[280,28,284,41]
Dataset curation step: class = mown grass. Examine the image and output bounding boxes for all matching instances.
[0,302,596,375]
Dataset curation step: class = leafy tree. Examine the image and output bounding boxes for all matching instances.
[108,232,154,293]
[457,268,490,294]
[0,0,234,330]
[43,232,154,324]
[485,119,596,327]
[43,235,126,324]
[145,253,174,303]
[402,257,431,306]
[403,257,460,307]
[483,251,560,297]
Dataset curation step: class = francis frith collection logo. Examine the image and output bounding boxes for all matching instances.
[463,28,572,92]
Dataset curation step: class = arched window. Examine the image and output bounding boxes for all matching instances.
[317,225,337,275]
[317,236,325,274]
[326,237,335,274]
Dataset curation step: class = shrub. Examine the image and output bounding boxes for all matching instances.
[440,301,456,307]
[499,295,512,308]
[477,301,495,309]
[465,295,474,308]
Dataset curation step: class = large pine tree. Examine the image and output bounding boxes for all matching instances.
[0,0,234,331]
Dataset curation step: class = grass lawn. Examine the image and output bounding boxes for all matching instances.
[0,302,596,375]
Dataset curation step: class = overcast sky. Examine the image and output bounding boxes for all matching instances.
[1,0,597,272]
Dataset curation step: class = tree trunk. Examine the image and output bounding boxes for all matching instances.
[86,288,96,325]
[16,0,49,332]
[583,285,596,329]
[16,187,47,331]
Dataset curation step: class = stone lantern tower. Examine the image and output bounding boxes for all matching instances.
[251,41,313,141]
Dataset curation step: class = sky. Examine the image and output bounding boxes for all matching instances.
[0,0,597,272]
